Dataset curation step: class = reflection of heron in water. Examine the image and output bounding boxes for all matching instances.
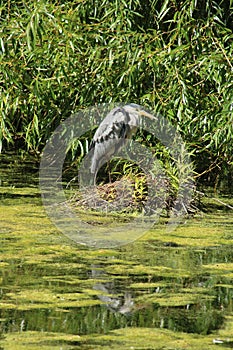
[92,265,134,315]
[90,104,156,184]
[94,282,134,315]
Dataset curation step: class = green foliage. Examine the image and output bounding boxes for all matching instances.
[0,0,232,187]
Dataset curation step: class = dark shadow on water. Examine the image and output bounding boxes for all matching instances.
[0,152,39,187]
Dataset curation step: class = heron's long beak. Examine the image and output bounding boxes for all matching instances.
[139,110,156,120]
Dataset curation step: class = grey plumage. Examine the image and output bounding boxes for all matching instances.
[90,104,155,183]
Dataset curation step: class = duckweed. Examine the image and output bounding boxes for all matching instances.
[0,166,233,349]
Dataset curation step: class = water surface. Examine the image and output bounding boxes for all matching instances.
[0,153,233,349]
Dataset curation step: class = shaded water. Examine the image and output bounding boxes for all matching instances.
[0,153,233,349]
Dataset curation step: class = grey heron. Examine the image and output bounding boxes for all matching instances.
[90,103,156,184]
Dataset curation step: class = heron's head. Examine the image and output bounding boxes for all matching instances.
[124,103,156,120]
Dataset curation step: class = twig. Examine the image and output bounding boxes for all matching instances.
[211,197,233,210]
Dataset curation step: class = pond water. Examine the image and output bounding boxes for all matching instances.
[0,153,233,349]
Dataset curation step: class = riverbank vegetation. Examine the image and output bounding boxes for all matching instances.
[1,0,233,190]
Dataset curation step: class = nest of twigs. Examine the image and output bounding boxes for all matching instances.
[69,175,172,214]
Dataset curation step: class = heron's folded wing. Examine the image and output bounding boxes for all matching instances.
[90,120,129,149]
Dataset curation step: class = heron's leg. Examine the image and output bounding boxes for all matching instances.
[94,170,97,186]
[107,161,112,183]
